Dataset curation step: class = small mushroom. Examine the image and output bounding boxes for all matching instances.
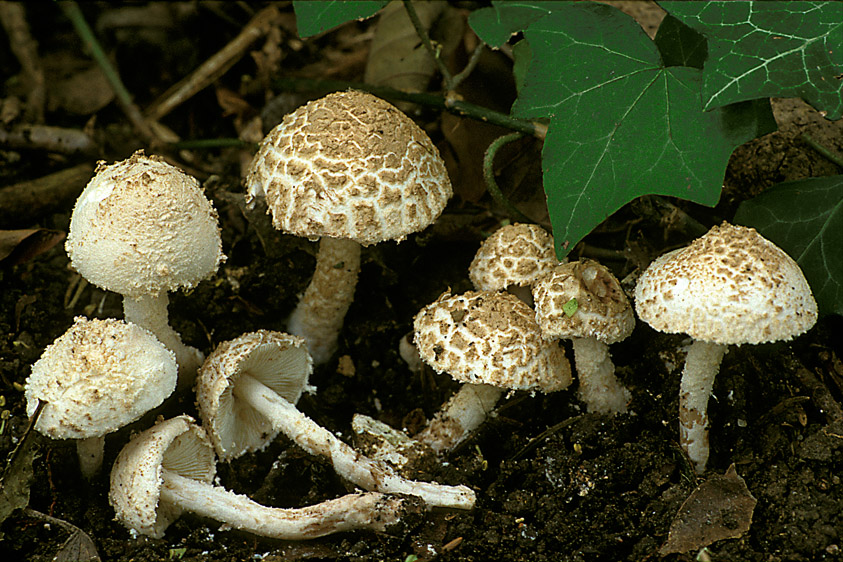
[469,222,561,304]
[413,290,572,453]
[66,151,225,387]
[634,222,817,473]
[246,90,452,364]
[196,330,475,510]
[532,259,635,415]
[25,317,177,478]
[109,415,418,539]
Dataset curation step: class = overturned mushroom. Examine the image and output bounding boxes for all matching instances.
[196,330,475,510]
[66,151,225,387]
[413,290,572,453]
[532,259,635,415]
[246,90,452,364]
[634,222,817,472]
[25,317,177,478]
[109,415,418,539]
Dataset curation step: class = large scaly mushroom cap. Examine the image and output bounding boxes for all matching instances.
[414,290,571,393]
[634,222,817,346]
[469,223,560,291]
[246,90,453,246]
[66,151,224,299]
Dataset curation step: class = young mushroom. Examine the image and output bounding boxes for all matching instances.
[196,330,475,510]
[413,290,572,454]
[469,222,561,304]
[109,415,419,539]
[532,259,635,415]
[245,90,452,364]
[25,317,177,478]
[66,151,225,388]
[634,222,817,473]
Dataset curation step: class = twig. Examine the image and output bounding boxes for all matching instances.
[0,124,96,155]
[451,41,485,91]
[0,163,92,228]
[273,76,547,139]
[57,1,155,143]
[0,3,45,122]
[401,0,454,91]
[145,5,283,121]
[801,133,843,168]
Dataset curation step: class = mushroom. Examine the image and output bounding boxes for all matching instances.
[413,290,572,454]
[109,415,419,539]
[245,90,452,364]
[24,316,177,478]
[195,330,475,510]
[66,151,225,387]
[634,222,817,473]
[532,259,635,415]
[469,222,561,304]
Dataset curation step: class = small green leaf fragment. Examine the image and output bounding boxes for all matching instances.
[563,298,579,317]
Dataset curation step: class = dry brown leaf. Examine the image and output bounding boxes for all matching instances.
[660,464,757,555]
[0,229,65,266]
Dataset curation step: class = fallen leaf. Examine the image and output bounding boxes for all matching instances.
[0,229,65,267]
[660,464,757,555]
[0,403,44,533]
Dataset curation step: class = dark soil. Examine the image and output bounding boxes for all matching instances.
[1,3,841,562]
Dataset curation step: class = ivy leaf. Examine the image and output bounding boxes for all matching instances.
[734,175,843,317]
[468,1,570,48]
[292,0,387,38]
[512,3,772,256]
[654,14,708,69]
[660,1,843,119]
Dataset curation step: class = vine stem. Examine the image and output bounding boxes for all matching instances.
[401,0,454,91]
[483,132,535,224]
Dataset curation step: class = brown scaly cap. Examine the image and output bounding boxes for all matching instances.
[533,259,635,345]
[634,222,817,345]
[469,223,561,291]
[413,290,571,393]
[246,90,453,246]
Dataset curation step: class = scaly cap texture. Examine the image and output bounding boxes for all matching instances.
[469,223,561,291]
[246,90,452,246]
[634,222,817,345]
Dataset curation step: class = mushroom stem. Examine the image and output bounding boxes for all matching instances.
[679,340,727,473]
[414,383,504,454]
[287,237,361,365]
[160,470,408,538]
[123,294,203,388]
[233,373,476,510]
[77,436,105,479]
[571,337,630,415]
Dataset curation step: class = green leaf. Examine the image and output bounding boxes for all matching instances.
[660,1,843,119]
[654,14,708,69]
[734,175,843,317]
[512,39,532,96]
[468,1,570,48]
[511,3,773,256]
[292,0,387,38]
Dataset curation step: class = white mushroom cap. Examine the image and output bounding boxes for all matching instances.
[245,90,453,246]
[24,316,178,440]
[66,151,225,299]
[196,330,313,460]
[634,222,817,345]
[413,290,571,393]
[469,223,560,291]
[109,415,216,538]
[533,259,635,345]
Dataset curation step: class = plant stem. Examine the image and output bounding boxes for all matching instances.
[483,132,535,223]
[272,76,547,139]
[801,133,843,168]
[57,1,154,143]
[402,0,454,90]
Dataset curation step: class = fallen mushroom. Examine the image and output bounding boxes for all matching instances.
[196,330,475,510]
[24,316,177,478]
[65,151,225,387]
[109,415,419,539]
[532,259,635,415]
[469,222,561,304]
[245,90,452,364]
[413,290,572,453]
[634,222,817,472]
